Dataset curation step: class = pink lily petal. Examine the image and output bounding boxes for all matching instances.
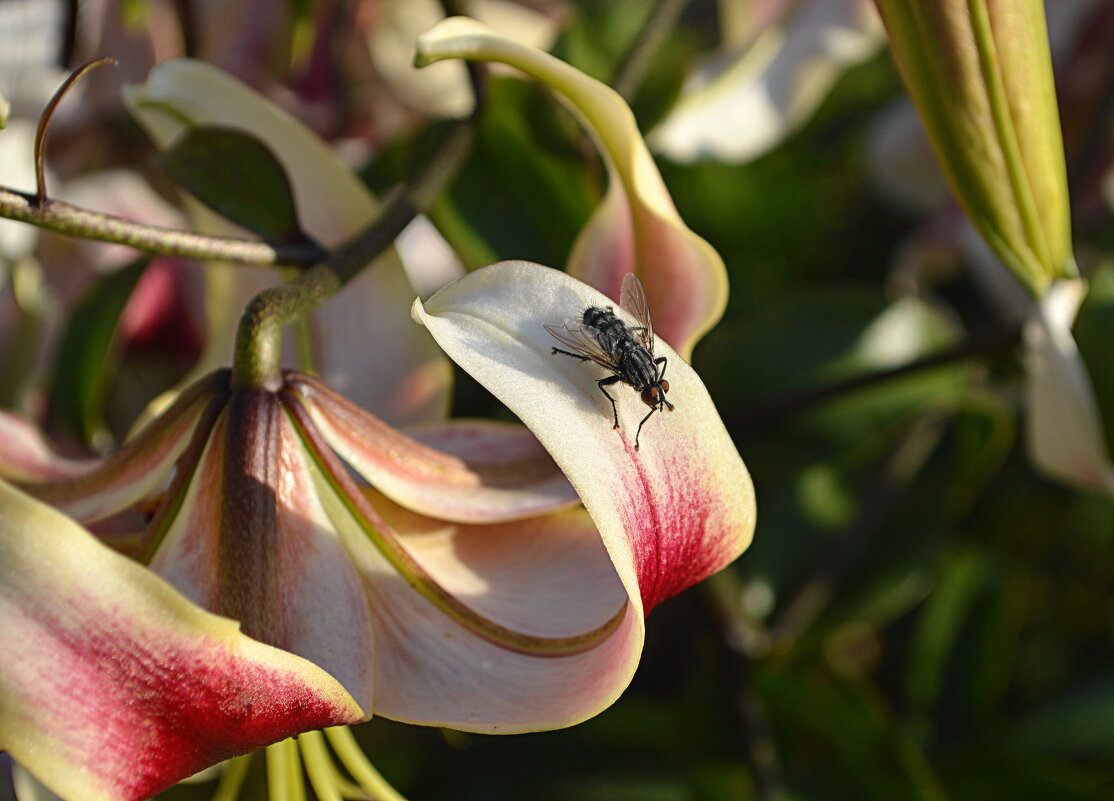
[14,371,226,524]
[123,59,452,426]
[412,261,755,616]
[148,391,376,714]
[0,412,98,482]
[0,478,363,801]
[321,484,642,731]
[286,372,579,523]
[414,17,727,358]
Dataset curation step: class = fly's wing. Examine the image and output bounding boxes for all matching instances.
[619,273,655,352]
[544,319,621,371]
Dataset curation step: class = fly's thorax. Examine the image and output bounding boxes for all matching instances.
[582,306,613,328]
[619,345,659,390]
[583,307,628,355]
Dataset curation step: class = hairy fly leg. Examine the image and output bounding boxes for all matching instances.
[597,374,622,429]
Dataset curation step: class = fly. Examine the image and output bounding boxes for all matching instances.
[545,273,674,449]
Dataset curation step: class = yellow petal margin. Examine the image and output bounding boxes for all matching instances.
[415,17,728,358]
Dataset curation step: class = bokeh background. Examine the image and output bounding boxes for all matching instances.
[1,1,1112,799]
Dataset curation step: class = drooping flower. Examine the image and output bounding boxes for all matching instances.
[1,262,754,801]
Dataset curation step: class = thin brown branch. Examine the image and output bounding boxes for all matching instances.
[0,187,325,266]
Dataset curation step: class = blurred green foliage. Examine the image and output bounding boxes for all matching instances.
[352,4,1114,801]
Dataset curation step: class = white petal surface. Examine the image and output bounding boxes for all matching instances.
[288,372,578,523]
[413,261,755,616]
[415,17,728,358]
[149,400,376,713]
[316,483,642,731]
[650,0,883,163]
[123,59,450,425]
[1024,279,1114,494]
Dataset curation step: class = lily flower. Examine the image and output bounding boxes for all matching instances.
[1,261,754,801]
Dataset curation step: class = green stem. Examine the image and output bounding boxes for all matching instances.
[229,122,474,391]
[0,187,325,266]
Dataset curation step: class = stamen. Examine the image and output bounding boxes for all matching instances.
[264,739,301,801]
[298,732,345,801]
[324,727,410,801]
[209,755,252,801]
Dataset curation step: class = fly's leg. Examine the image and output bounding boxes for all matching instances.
[597,375,622,429]
[654,356,675,411]
[634,407,656,450]
[551,347,591,361]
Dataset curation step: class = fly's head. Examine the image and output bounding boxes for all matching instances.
[640,381,673,412]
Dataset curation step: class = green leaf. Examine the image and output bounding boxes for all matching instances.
[159,125,307,242]
[364,79,597,271]
[944,754,1112,801]
[905,547,995,735]
[48,259,148,449]
[1073,260,1114,457]
[1004,679,1114,758]
[758,663,947,801]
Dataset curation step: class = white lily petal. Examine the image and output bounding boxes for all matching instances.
[1024,279,1114,494]
[650,0,883,163]
[124,59,451,425]
[413,261,755,616]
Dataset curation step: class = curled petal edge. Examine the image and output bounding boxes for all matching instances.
[415,16,728,358]
[411,260,755,616]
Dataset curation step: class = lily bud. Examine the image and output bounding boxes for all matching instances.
[873,0,1075,293]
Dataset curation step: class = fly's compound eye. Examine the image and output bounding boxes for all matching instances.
[641,385,663,406]
[660,380,670,393]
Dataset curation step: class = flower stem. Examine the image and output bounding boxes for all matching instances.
[230,121,474,391]
[0,186,325,266]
